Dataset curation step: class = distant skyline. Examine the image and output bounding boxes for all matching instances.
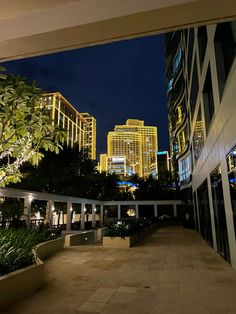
[2,34,168,158]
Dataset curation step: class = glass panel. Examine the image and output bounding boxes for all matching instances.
[197,179,213,246]
[211,166,230,262]
[227,146,236,240]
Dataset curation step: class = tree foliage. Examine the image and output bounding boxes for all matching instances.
[0,67,63,187]
[16,145,121,200]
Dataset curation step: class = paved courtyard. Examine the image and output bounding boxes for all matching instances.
[3,226,236,314]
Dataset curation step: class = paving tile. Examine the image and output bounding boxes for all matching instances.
[77,302,106,312]
[3,226,236,314]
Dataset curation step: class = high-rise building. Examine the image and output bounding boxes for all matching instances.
[81,113,96,160]
[165,21,236,268]
[42,92,96,159]
[99,154,107,172]
[107,119,158,177]
[107,156,133,178]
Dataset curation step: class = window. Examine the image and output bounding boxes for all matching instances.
[197,179,213,246]
[226,146,236,241]
[214,21,236,100]
[193,108,204,162]
[190,57,199,116]
[211,166,230,262]
[203,66,215,133]
[172,48,182,75]
[187,28,194,81]
[178,154,191,183]
[197,26,207,68]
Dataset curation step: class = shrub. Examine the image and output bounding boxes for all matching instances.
[0,228,58,276]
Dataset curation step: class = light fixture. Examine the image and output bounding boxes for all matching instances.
[28,195,33,203]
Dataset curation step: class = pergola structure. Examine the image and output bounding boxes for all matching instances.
[0,188,183,231]
[0,0,236,61]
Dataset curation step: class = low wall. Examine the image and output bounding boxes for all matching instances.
[0,237,64,310]
[96,227,108,242]
[103,223,158,248]
[36,237,64,260]
[64,230,95,246]
[103,234,140,248]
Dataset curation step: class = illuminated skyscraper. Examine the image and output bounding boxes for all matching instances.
[81,113,96,160]
[99,154,107,172]
[42,92,96,158]
[107,119,158,177]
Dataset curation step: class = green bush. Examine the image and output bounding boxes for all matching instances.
[0,228,58,276]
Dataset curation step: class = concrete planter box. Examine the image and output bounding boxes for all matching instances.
[0,237,64,310]
[103,223,158,248]
[64,230,95,246]
[103,234,140,248]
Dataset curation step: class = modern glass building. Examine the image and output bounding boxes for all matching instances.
[42,92,96,159]
[165,21,236,269]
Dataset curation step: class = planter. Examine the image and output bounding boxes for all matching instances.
[0,237,64,310]
[103,234,140,248]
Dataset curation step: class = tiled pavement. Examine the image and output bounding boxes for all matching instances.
[3,226,236,314]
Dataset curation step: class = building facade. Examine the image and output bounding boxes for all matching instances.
[81,113,96,160]
[165,21,236,269]
[42,92,96,159]
[157,151,169,179]
[107,119,158,178]
[106,156,133,178]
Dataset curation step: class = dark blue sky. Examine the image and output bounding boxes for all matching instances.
[2,34,168,158]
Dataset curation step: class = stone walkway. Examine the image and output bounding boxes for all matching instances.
[3,226,236,314]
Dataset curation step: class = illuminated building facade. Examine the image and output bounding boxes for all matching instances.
[81,113,96,160]
[42,92,96,159]
[165,21,236,269]
[107,119,158,178]
[107,156,133,178]
[99,154,107,172]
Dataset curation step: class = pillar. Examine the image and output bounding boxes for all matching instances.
[100,205,104,227]
[49,200,54,227]
[66,201,72,231]
[92,204,96,228]
[135,204,139,219]
[81,203,86,231]
[117,204,121,220]
[173,204,177,217]
[23,196,32,228]
[154,204,158,217]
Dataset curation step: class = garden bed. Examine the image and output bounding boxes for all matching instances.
[0,229,64,310]
[102,218,157,248]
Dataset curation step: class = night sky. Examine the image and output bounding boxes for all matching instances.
[2,34,168,158]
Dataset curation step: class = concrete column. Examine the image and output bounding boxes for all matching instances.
[66,201,72,231]
[173,204,177,217]
[100,205,104,227]
[44,201,50,225]
[49,200,54,227]
[117,204,121,220]
[23,196,32,228]
[154,204,158,217]
[135,204,139,219]
[92,204,96,228]
[81,203,86,231]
